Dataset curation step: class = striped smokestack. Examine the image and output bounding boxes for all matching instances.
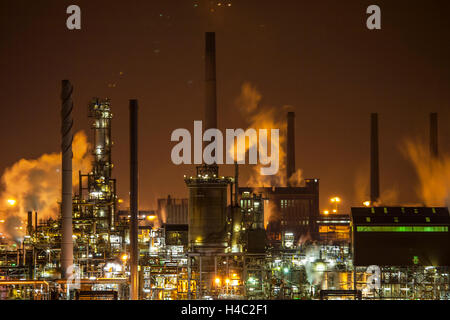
[370,113,380,204]
[60,79,74,279]
[430,112,438,159]
[287,112,295,186]
[205,32,217,131]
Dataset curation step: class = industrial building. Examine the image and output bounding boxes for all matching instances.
[239,181,320,248]
[0,33,448,301]
[351,206,450,299]
[316,213,350,243]
[157,195,188,225]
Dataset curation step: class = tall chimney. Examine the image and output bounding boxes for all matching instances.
[370,113,380,204]
[205,32,217,131]
[286,112,296,186]
[35,211,38,232]
[60,79,74,279]
[234,163,239,206]
[430,112,438,159]
[129,99,139,300]
[27,211,33,236]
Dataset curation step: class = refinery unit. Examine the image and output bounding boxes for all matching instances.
[0,32,449,300]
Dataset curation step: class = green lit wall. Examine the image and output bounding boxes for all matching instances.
[356,226,448,232]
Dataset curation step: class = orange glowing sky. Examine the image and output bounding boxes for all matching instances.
[0,0,449,213]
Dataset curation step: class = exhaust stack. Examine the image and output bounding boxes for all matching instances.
[27,211,33,236]
[129,99,139,300]
[234,163,239,206]
[205,32,217,131]
[430,112,438,159]
[60,79,74,279]
[287,112,296,186]
[370,113,380,204]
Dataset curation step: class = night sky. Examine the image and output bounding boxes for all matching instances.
[0,0,449,213]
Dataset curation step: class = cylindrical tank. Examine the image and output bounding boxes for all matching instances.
[186,180,229,250]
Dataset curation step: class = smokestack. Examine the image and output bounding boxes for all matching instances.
[60,79,74,279]
[22,240,25,266]
[27,211,33,236]
[35,211,38,232]
[205,32,217,131]
[234,163,239,206]
[286,112,295,186]
[129,99,139,300]
[370,113,380,204]
[430,112,438,159]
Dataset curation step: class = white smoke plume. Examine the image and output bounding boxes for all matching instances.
[302,243,324,286]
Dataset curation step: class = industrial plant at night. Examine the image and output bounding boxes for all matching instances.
[0,1,449,303]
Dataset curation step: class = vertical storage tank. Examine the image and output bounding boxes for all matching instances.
[185,165,232,251]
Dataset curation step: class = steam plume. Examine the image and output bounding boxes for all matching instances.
[353,165,399,206]
[0,131,92,242]
[402,139,450,208]
[233,82,303,187]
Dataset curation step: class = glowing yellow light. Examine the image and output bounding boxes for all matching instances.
[363,201,371,207]
[121,254,128,261]
[315,262,326,272]
[332,209,337,213]
[331,197,341,203]
[215,277,221,285]
[323,210,329,215]
[146,215,156,221]
[225,278,230,284]
[7,199,16,206]
[118,199,124,204]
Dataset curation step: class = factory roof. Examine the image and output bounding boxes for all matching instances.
[239,180,319,195]
[351,207,450,225]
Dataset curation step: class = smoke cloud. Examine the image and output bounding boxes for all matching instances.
[402,139,450,208]
[353,164,399,206]
[233,82,303,187]
[302,244,324,287]
[0,131,92,242]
